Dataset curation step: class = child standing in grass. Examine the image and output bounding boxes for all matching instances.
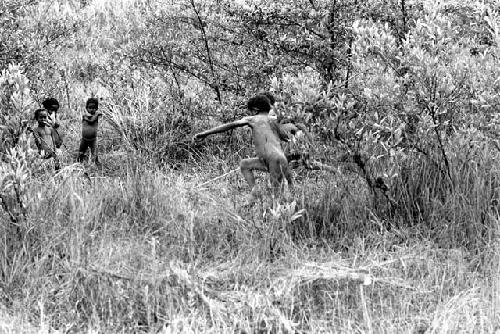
[78,98,102,165]
[32,108,61,170]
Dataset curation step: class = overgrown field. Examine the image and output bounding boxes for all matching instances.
[1,0,500,333]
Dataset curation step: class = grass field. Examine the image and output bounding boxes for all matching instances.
[1,146,499,332]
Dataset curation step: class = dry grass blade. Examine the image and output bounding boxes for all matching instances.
[283,261,373,286]
[194,167,239,189]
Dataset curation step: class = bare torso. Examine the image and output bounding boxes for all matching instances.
[82,114,100,140]
[34,126,55,154]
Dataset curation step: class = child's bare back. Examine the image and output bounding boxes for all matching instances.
[245,114,287,164]
[193,94,292,200]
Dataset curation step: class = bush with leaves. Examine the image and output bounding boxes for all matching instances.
[0,64,35,153]
[330,0,500,246]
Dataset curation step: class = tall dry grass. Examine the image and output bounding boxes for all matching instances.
[392,131,500,252]
[1,135,499,332]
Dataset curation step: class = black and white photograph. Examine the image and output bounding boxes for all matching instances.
[0,0,499,332]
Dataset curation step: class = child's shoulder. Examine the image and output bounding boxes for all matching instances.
[250,114,273,122]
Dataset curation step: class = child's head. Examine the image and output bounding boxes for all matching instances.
[42,98,60,113]
[86,98,99,114]
[260,92,277,119]
[34,108,49,126]
[260,91,275,106]
[247,95,271,114]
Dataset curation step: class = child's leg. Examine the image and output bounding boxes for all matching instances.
[89,139,98,164]
[284,166,293,191]
[78,139,89,162]
[240,157,268,192]
[269,157,290,196]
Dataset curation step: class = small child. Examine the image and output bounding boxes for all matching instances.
[78,98,102,164]
[193,94,293,200]
[32,108,61,170]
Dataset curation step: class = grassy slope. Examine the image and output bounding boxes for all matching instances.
[1,159,498,333]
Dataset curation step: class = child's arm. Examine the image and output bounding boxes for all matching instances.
[82,112,102,124]
[292,122,314,142]
[193,117,249,141]
[278,122,313,142]
[51,112,60,128]
[277,122,311,142]
[31,128,43,151]
[271,121,292,142]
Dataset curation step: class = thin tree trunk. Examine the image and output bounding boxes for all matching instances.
[189,0,222,103]
[345,0,357,89]
[400,0,407,44]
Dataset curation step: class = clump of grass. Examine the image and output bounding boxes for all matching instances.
[0,158,302,330]
[427,288,493,333]
[0,305,40,334]
[392,135,500,251]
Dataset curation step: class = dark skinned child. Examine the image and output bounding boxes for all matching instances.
[77,98,102,164]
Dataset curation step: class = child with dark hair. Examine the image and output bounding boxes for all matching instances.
[193,94,293,201]
[78,98,102,164]
[31,108,61,170]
